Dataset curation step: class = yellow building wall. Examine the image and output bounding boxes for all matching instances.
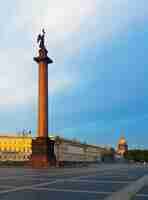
[0,136,32,161]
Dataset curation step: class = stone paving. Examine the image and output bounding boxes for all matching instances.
[0,164,146,200]
[134,185,148,200]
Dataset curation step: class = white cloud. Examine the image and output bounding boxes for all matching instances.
[48,78,74,95]
[3,0,148,45]
[0,47,75,107]
[0,0,148,107]
[5,0,147,58]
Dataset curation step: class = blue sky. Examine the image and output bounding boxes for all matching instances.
[0,0,148,148]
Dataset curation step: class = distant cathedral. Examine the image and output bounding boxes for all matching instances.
[117,136,128,156]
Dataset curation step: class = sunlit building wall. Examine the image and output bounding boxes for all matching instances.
[117,136,128,156]
[0,135,32,161]
[54,137,106,164]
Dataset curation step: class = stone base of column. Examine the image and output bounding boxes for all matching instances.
[31,137,56,168]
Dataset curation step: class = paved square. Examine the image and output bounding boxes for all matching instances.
[134,185,148,200]
[0,189,108,200]
[0,164,146,200]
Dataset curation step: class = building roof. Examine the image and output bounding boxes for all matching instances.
[118,136,127,145]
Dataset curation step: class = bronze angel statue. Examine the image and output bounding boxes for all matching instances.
[37,29,46,49]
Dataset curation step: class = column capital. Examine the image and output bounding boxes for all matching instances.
[34,48,53,64]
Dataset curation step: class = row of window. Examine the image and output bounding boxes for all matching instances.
[0,141,32,145]
[0,155,31,160]
[0,148,32,153]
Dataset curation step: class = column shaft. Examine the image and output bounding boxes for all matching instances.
[38,61,48,137]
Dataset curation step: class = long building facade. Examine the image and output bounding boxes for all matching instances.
[0,135,114,164]
[54,137,104,165]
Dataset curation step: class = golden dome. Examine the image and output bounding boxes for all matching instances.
[118,137,127,145]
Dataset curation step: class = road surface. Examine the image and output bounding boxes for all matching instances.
[0,164,147,200]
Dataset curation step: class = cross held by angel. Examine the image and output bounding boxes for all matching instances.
[37,29,46,49]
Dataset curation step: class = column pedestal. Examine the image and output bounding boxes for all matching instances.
[31,137,55,168]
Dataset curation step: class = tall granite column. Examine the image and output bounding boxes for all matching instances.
[35,48,51,137]
[31,30,55,168]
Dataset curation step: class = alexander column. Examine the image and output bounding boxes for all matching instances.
[31,29,55,168]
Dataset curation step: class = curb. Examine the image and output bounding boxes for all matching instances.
[104,175,148,200]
